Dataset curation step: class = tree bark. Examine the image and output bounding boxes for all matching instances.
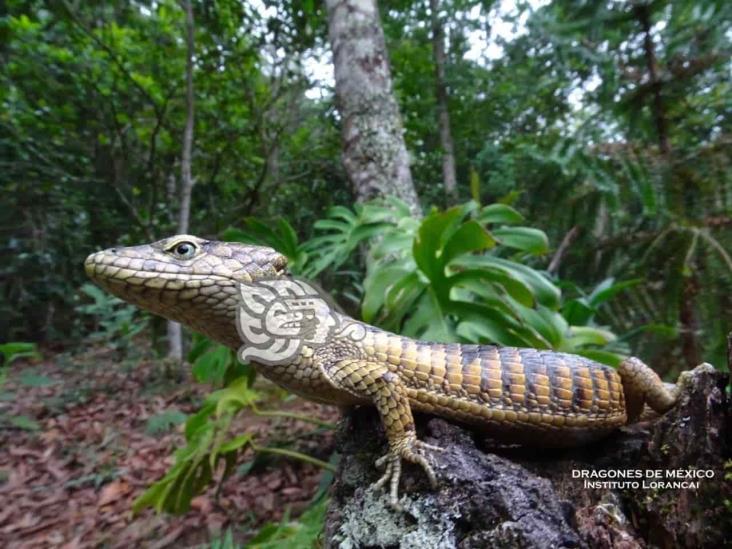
[325,364,730,548]
[167,0,196,362]
[324,0,421,215]
[429,0,458,203]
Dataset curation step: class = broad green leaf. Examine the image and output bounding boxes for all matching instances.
[492,227,549,254]
[184,402,216,440]
[442,221,496,266]
[401,289,454,342]
[456,316,524,347]
[561,298,595,326]
[212,378,261,417]
[453,256,561,308]
[563,326,617,349]
[413,207,464,280]
[191,345,233,384]
[362,266,411,322]
[513,304,567,348]
[449,269,535,307]
[477,204,525,225]
[382,272,426,329]
[449,278,522,321]
[486,257,560,308]
[349,223,395,244]
[187,334,213,364]
[369,232,414,260]
[312,219,350,232]
[450,301,541,346]
[575,350,623,368]
[246,496,328,548]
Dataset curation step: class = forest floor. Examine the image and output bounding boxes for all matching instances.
[0,344,338,548]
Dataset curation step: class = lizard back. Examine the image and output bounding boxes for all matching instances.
[359,327,628,446]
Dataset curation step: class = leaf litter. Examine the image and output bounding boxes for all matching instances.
[0,344,337,548]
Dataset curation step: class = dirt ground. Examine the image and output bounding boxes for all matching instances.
[0,345,338,548]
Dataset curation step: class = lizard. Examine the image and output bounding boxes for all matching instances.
[84,234,694,509]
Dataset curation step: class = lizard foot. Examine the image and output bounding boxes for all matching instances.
[372,434,443,510]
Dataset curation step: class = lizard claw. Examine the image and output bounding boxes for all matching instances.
[372,434,443,509]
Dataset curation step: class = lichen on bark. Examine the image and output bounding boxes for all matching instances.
[325,0,422,216]
[324,364,731,548]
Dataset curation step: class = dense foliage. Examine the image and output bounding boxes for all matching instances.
[2,1,729,372]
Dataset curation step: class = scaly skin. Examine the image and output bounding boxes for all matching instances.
[85,235,685,509]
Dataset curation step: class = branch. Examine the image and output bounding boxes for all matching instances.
[548,225,580,274]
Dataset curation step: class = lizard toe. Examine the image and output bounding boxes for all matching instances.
[371,452,404,510]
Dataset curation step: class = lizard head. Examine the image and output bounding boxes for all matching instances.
[84,234,288,348]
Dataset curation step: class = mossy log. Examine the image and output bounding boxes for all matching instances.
[324,364,730,548]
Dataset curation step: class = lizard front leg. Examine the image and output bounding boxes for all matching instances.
[321,358,442,509]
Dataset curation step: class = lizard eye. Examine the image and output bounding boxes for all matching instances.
[170,241,197,259]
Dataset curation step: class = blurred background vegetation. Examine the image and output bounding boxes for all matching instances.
[1,0,730,544]
[2,0,729,373]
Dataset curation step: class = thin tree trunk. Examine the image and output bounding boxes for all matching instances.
[178,0,195,235]
[636,5,703,368]
[637,4,670,155]
[324,0,421,215]
[168,0,196,362]
[548,225,580,275]
[429,0,457,203]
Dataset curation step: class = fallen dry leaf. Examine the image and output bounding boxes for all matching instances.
[98,480,131,507]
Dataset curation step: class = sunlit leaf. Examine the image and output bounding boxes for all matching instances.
[477,204,525,225]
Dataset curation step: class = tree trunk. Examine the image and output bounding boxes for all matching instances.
[636,5,704,371]
[637,4,670,156]
[324,0,421,215]
[325,364,730,548]
[167,0,196,362]
[429,0,457,203]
